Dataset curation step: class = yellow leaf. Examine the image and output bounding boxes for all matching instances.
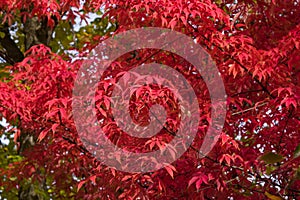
[264,191,282,200]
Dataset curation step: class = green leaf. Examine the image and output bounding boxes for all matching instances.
[266,165,277,175]
[264,191,282,200]
[0,31,5,38]
[294,167,300,180]
[9,177,17,181]
[260,152,284,164]
[215,0,222,5]
[294,144,300,158]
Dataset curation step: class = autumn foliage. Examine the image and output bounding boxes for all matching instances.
[0,0,299,199]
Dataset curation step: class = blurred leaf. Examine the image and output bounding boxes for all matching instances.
[266,165,277,175]
[294,167,300,180]
[9,177,17,181]
[264,191,282,200]
[0,31,5,38]
[260,152,284,164]
[294,144,300,158]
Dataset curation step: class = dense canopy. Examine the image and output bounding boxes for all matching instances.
[0,0,299,199]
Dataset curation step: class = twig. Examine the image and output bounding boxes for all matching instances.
[231,102,268,116]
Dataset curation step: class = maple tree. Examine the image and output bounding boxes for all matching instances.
[0,0,299,199]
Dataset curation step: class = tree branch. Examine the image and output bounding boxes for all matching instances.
[0,23,24,64]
